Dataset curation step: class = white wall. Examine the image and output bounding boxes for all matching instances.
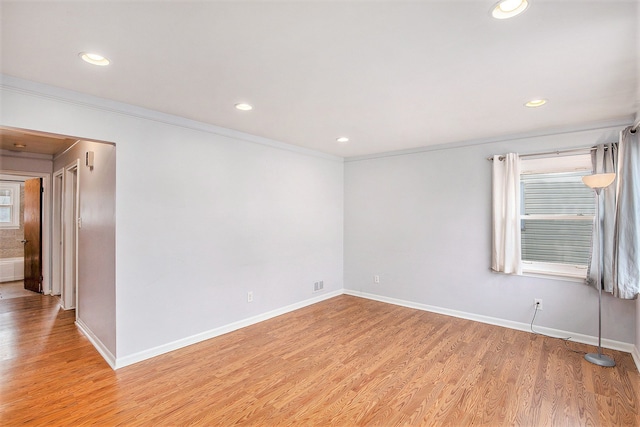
[637,207,640,360]
[635,0,640,358]
[632,0,639,354]
[345,127,636,344]
[54,140,117,355]
[1,76,344,363]
[637,290,640,355]
[0,152,53,174]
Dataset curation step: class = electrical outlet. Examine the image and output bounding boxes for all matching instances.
[313,281,324,292]
[247,291,253,302]
[534,298,543,311]
[374,275,380,284]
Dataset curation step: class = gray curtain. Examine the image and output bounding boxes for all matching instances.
[612,127,640,299]
[586,126,640,299]
[586,143,617,291]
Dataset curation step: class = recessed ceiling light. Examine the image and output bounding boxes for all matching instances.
[13,143,26,148]
[336,137,349,143]
[235,103,253,111]
[525,99,547,108]
[491,0,529,19]
[79,52,110,66]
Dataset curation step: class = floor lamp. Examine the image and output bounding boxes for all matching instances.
[582,172,616,367]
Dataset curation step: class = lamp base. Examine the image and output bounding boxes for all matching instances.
[585,352,615,367]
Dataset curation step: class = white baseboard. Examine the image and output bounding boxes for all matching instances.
[84,287,639,373]
[344,290,637,357]
[632,346,640,372]
[76,318,117,369]
[113,290,343,369]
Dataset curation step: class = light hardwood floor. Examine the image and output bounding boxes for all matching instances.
[1,293,639,426]
[0,280,36,300]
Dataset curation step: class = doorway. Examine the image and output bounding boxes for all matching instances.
[0,163,80,309]
[0,172,51,296]
[52,171,63,296]
[2,127,117,360]
[61,161,79,311]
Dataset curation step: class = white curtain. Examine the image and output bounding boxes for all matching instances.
[612,127,640,299]
[587,127,640,299]
[491,153,522,275]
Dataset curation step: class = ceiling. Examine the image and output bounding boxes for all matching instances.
[0,128,78,156]
[1,1,638,158]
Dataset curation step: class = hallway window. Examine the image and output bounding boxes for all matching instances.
[0,182,21,229]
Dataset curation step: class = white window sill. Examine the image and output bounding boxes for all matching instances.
[491,266,587,283]
[521,261,587,283]
[521,270,586,283]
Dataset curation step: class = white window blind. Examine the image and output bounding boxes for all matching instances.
[519,155,594,278]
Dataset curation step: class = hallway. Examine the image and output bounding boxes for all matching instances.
[0,281,39,300]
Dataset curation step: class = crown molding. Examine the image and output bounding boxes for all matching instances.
[0,75,343,163]
[345,118,633,162]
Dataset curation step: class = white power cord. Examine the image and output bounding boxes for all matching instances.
[529,302,588,355]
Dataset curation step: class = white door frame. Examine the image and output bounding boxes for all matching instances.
[0,170,51,294]
[52,169,63,296]
[61,161,79,313]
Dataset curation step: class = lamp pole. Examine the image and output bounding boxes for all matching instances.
[582,173,616,368]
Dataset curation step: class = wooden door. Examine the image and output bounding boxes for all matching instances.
[23,178,42,293]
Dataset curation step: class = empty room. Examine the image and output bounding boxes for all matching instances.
[1,0,639,425]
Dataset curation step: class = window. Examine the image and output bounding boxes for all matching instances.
[519,154,594,278]
[0,182,21,229]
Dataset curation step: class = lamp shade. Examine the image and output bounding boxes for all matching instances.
[582,173,616,189]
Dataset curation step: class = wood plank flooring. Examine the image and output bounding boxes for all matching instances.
[1,293,639,426]
[0,280,36,300]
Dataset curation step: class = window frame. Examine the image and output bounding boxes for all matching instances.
[0,181,21,229]
[519,154,593,279]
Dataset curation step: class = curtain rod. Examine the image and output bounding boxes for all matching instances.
[486,146,597,161]
[488,122,637,161]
